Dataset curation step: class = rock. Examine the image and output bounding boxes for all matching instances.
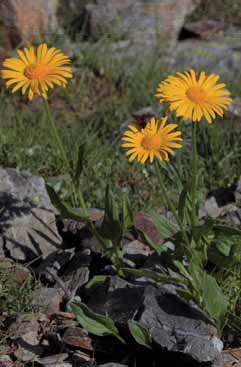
[227,98,241,119]
[123,239,153,267]
[171,28,241,81]
[9,313,48,362]
[133,212,161,245]
[224,207,241,227]
[83,0,200,50]
[35,249,75,281]
[32,287,65,315]
[123,240,153,257]
[87,277,222,364]
[183,20,225,40]
[98,364,128,367]
[235,175,241,206]
[0,355,14,367]
[36,354,69,365]
[199,196,222,219]
[0,257,31,287]
[62,327,93,350]
[223,348,241,367]
[139,285,222,363]
[72,351,92,364]
[0,0,58,49]
[0,168,62,262]
[43,364,72,367]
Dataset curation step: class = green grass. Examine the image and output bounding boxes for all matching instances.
[1,37,241,212]
[0,262,38,354]
[1,33,241,348]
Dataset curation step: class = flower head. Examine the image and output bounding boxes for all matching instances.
[121,117,182,164]
[1,43,72,101]
[156,69,232,123]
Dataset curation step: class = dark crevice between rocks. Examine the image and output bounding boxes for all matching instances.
[178,27,201,41]
[208,183,236,207]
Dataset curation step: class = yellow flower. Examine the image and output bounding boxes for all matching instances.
[121,117,182,164]
[1,43,72,101]
[156,69,232,123]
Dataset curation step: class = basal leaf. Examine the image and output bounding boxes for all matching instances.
[71,302,125,344]
[121,268,185,286]
[202,272,228,330]
[128,320,152,348]
[46,184,87,222]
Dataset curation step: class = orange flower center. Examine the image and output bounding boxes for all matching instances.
[141,134,161,150]
[186,87,206,104]
[24,63,48,79]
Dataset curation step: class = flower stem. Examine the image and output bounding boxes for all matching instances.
[43,100,71,171]
[154,160,190,248]
[191,123,197,225]
[43,99,78,206]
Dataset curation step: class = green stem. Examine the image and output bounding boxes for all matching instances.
[43,99,71,172]
[191,123,197,225]
[43,99,79,206]
[176,117,184,178]
[154,160,190,248]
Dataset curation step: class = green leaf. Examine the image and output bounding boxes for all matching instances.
[178,185,188,222]
[121,194,133,233]
[46,184,87,222]
[176,288,196,303]
[128,320,152,348]
[191,218,214,241]
[71,302,125,344]
[121,268,185,286]
[189,262,204,293]
[213,225,241,237]
[138,229,163,255]
[148,211,178,241]
[174,260,193,283]
[99,184,122,242]
[85,275,109,289]
[202,272,228,330]
[216,240,232,257]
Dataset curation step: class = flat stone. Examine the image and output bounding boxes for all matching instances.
[63,327,93,350]
[87,277,223,364]
[0,168,62,261]
[37,354,69,365]
[84,0,200,51]
[32,287,65,314]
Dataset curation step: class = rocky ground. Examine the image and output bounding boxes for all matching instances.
[1,1,241,366]
[0,154,241,366]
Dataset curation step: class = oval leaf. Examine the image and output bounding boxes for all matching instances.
[71,302,125,344]
[128,320,152,348]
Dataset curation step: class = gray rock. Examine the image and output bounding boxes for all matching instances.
[9,313,48,362]
[43,364,72,367]
[68,0,200,51]
[199,196,222,219]
[171,28,241,81]
[87,277,222,364]
[37,354,69,365]
[0,0,58,49]
[32,287,65,314]
[0,168,62,261]
[139,285,222,363]
[235,175,241,206]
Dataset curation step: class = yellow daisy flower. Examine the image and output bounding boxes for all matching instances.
[121,117,182,164]
[1,43,72,101]
[156,69,232,123]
